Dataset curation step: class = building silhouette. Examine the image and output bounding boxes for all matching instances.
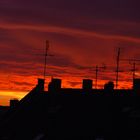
[0,78,140,140]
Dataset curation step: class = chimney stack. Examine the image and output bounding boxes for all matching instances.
[37,78,45,91]
[48,78,62,92]
[82,79,93,90]
[133,79,140,94]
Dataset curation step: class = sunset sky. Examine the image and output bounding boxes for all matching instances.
[1,0,140,105]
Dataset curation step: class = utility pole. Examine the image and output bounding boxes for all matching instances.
[116,48,121,89]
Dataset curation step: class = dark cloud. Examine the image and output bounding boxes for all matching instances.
[1,0,140,28]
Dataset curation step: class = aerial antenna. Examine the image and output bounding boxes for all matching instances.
[132,62,136,80]
[94,64,106,89]
[44,40,49,80]
[116,48,121,89]
[121,58,140,82]
[95,65,98,89]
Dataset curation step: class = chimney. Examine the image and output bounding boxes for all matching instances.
[82,79,93,90]
[10,99,19,108]
[37,78,45,91]
[48,78,61,92]
[104,81,114,94]
[133,79,140,94]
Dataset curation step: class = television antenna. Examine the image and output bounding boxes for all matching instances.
[43,40,54,80]
[92,64,106,89]
[121,59,140,81]
[116,48,121,89]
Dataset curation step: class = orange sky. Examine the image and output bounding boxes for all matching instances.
[0,0,140,106]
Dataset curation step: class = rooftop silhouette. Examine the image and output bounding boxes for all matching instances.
[0,78,140,140]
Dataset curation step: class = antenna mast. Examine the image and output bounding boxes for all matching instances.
[44,40,49,80]
[121,59,140,82]
[132,62,136,81]
[116,48,120,89]
[95,65,98,89]
[94,64,106,89]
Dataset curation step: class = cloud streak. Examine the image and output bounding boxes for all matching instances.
[1,22,140,43]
